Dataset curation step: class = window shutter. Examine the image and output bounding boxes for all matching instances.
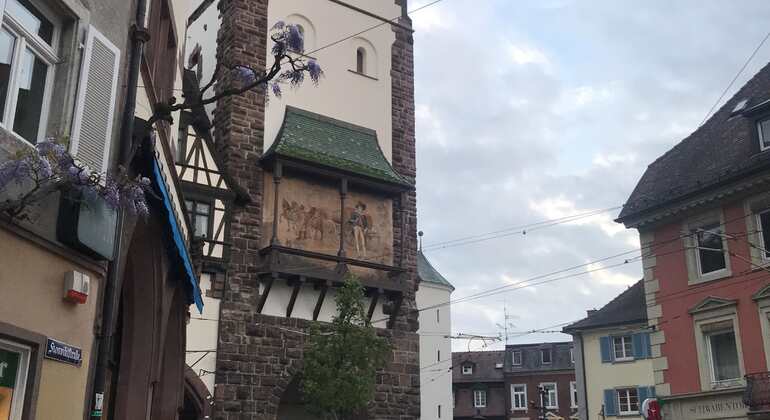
[600,336,613,363]
[70,26,121,173]
[603,389,618,416]
[633,332,651,359]
[637,386,649,413]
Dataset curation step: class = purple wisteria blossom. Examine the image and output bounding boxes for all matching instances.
[307,59,323,85]
[234,65,257,84]
[0,138,152,217]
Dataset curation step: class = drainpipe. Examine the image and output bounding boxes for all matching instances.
[580,333,589,420]
[88,0,149,417]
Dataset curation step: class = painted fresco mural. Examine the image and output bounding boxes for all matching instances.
[263,173,393,265]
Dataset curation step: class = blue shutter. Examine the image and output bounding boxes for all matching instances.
[633,332,651,359]
[600,336,613,363]
[604,389,618,416]
[637,387,649,414]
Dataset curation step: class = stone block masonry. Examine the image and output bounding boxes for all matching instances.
[210,1,421,419]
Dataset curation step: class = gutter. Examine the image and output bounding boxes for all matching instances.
[88,0,149,417]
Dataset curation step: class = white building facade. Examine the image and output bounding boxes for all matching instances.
[416,251,455,420]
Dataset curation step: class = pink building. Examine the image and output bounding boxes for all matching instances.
[618,62,770,420]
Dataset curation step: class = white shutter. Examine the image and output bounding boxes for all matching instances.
[70,26,120,173]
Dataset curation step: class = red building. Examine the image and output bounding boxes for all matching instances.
[504,342,577,420]
[617,62,770,419]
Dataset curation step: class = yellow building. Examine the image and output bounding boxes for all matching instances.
[564,281,656,420]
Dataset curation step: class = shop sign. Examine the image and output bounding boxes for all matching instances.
[45,339,82,366]
[0,349,19,389]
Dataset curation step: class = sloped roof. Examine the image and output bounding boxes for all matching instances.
[504,341,574,373]
[452,350,506,383]
[563,280,646,332]
[418,251,454,290]
[263,106,412,187]
[618,61,770,223]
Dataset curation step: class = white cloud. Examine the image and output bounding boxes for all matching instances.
[586,261,639,286]
[507,43,551,68]
[592,152,636,168]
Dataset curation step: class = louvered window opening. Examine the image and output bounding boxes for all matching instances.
[0,0,59,145]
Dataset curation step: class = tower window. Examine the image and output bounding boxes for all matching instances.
[356,47,365,74]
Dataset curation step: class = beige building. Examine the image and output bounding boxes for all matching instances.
[564,281,656,420]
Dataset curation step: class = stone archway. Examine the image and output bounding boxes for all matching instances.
[181,365,212,420]
[276,377,315,420]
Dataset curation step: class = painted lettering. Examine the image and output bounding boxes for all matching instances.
[0,361,7,378]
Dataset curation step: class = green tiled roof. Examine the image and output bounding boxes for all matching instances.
[418,251,454,290]
[265,106,412,186]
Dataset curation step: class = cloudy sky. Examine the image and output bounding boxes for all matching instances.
[408,0,770,351]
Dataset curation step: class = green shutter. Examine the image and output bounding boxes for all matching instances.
[0,348,20,389]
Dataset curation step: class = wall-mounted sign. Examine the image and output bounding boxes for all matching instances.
[45,339,82,366]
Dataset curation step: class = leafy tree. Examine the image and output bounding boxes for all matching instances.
[302,276,391,420]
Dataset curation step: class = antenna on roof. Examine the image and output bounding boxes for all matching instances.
[418,231,424,251]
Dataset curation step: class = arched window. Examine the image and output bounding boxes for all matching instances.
[356,47,366,74]
[292,24,305,52]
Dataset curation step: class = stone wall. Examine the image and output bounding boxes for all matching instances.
[211,0,420,418]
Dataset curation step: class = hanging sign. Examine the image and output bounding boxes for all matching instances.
[45,339,82,366]
[0,349,19,389]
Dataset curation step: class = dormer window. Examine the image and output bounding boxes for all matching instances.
[541,348,552,364]
[462,364,472,375]
[758,116,770,151]
[356,47,365,74]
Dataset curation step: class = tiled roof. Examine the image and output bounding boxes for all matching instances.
[618,61,770,223]
[417,251,454,290]
[504,341,574,373]
[563,280,646,332]
[452,351,506,383]
[264,106,412,187]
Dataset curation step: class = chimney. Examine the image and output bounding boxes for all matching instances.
[587,309,597,316]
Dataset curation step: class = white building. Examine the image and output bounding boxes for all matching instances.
[416,251,455,420]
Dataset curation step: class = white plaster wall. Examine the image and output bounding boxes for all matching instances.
[583,328,656,420]
[266,0,399,161]
[186,273,221,394]
[261,282,387,325]
[185,1,400,161]
[416,282,453,420]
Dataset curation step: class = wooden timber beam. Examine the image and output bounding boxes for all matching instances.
[286,276,304,318]
[313,280,331,321]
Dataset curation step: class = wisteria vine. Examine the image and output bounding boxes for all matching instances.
[0,139,152,219]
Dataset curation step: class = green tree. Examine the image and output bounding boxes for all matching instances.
[302,276,391,420]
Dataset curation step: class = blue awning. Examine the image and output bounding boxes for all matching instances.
[152,159,204,313]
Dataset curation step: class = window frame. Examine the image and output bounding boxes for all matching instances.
[540,382,558,409]
[473,389,487,408]
[0,0,61,145]
[706,328,741,385]
[512,350,522,366]
[511,384,527,411]
[694,223,729,277]
[185,198,214,239]
[616,387,639,415]
[756,208,770,261]
[461,364,472,375]
[355,46,365,74]
[570,381,578,409]
[0,338,31,420]
[692,305,745,391]
[684,211,732,285]
[759,115,770,151]
[612,335,633,361]
[541,348,552,364]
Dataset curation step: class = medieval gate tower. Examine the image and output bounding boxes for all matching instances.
[179,1,421,418]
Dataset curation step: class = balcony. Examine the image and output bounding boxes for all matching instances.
[745,372,770,417]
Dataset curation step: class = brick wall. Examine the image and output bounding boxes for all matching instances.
[210,1,421,419]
